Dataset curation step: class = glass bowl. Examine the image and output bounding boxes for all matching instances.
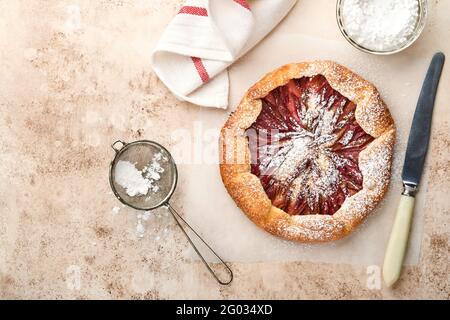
[336,0,428,55]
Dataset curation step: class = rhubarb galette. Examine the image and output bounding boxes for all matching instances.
[220,61,395,242]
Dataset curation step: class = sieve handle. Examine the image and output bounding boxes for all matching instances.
[111,140,127,153]
[166,203,233,285]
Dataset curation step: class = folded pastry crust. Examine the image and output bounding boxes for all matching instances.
[220,61,395,242]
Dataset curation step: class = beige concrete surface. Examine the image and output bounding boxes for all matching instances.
[0,0,448,299]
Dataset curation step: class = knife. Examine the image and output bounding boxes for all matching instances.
[383,52,445,287]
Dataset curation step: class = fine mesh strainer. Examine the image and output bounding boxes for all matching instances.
[109,140,233,285]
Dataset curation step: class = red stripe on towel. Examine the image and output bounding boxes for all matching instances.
[233,0,251,11]
[191,57,210,83]
[178,6,208,16]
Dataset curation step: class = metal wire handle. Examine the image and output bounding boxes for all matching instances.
[166,203,233,285]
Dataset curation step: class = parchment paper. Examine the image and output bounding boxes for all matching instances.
[177,34,430,266]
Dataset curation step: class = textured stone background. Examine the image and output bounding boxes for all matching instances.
[0,0,448,299]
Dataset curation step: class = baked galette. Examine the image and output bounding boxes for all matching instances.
[220,61,395,242]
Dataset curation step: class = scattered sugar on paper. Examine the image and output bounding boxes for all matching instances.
[134,210,171,239]
[136,219,146,238]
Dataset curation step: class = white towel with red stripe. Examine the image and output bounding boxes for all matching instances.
[151,0,297,109]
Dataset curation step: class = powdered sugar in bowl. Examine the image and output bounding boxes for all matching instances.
[337,0,428,55]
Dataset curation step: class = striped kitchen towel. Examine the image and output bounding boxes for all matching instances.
[151,0,298,109]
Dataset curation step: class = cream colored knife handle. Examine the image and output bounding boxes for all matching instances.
[383,195,415,287]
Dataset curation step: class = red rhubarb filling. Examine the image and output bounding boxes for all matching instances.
[247,75,374,215]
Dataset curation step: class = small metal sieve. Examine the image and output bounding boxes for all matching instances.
[109,140,233,285]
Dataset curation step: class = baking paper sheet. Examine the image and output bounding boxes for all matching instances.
[176,34,429,266]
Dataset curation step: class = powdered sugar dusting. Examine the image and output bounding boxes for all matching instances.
[341,130,354,145]
[361,136,393,193]
[248,74,374,215]
[284,215,344,241]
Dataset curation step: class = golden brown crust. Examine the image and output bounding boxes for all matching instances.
[220,61,395,243]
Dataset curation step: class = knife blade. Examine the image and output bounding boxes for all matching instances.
[402,52,446,189]
[383,52,445,287]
